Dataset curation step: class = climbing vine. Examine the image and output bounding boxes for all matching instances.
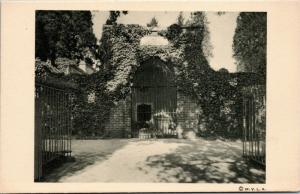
[38,18,241,138]
[95,21,241,138]
[99,24,150,93]
[162,18,241,137]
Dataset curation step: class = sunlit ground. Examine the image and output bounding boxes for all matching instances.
[44,138,265,183]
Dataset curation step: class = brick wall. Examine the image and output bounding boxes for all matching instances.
[105,96,131,138]
[105,91,205,138]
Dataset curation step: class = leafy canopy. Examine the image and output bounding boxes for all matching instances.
[35,11,97,65]
[233,12,267,76]
[147,17,159,28]
[106,11,128,25]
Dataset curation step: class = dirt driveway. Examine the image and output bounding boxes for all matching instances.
[44,138,265,183]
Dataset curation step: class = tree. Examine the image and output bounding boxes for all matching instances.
[106,11,128,25]
[216,12,226,16]
[186,12,213,59]
[35,11,97,66]
[165,24,182,46]
[233,12,266,76]
[165,12,241,136]
[186,12,207,27]
[147,17,158,28]
[177,12,185,26]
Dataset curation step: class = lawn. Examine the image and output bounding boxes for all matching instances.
[44,138,265,183]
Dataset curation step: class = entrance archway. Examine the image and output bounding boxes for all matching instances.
[131,57,177,137]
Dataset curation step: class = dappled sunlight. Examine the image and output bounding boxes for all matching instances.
[44,152,110,182]
[59,140,182,182]
[44,138,265,183]
[44,140,129,182]
[140,139,265,183]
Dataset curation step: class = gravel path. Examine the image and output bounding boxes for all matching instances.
[44,138,265,183]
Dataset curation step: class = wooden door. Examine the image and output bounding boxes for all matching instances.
[131,57,177,136]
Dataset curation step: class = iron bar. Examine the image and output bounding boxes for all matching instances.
[34,82,73,180]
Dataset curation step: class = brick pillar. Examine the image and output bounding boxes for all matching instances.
[176,92,201,139]
[105,95,132,138]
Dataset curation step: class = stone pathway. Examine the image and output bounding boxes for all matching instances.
[44,138,265,183]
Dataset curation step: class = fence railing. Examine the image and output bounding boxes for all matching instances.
[134,111,177,138]
[34,82,73,181]
[154,112,177,137]
[242,96,266,165]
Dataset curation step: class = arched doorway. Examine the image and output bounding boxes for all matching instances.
[131,57,177,137]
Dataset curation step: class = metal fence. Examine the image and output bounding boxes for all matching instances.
[242,95,266,165]
[154,112,177,137]
[135,111,178,138]
[34,82,73,181]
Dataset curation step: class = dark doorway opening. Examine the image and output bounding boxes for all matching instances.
[137,104,152,123]
[131,57,177,137]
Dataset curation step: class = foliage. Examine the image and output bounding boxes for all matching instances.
[71,24,149,137]
[166,12,212,58]
[35,58,112,137]
[35,58,75,84]
[147,17,158,28]
[242,85,266,136]
[70,71,115,137]
[97,12,240,137]
[177,12,185,26]
[163,12,240,137]
[233,12,267,76]
[35,12,242,138]
[35,11,97,66]
[137,45,181,65]
[191,12,213,59]
[98,24,150,92]
[106,11,128,25]
[164,12,212,90]
[35,59,58,80]
[216,12,226,16]
[165,24,183,47]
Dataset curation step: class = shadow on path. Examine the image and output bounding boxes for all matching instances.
[142,139,265,183]
[44,140,129,182]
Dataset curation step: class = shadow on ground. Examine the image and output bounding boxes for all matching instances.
[141,139,265,183]
[43,138,265,183]
[44,140,129,182]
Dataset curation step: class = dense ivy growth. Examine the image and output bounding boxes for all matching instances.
[69,24,149,137]
[35,11,97,66]
[70,72,115,137]
[36,11,243,138]
[93,12,241,138]
[161,12,241,137]
[233,12,266,76]
[98,24,150,92]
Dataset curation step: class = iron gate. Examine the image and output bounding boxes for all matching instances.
[34,82,73,181]
[242,95,266,165]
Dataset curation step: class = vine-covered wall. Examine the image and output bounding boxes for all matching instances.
[59,22,245,139]
[99,23,241,138]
